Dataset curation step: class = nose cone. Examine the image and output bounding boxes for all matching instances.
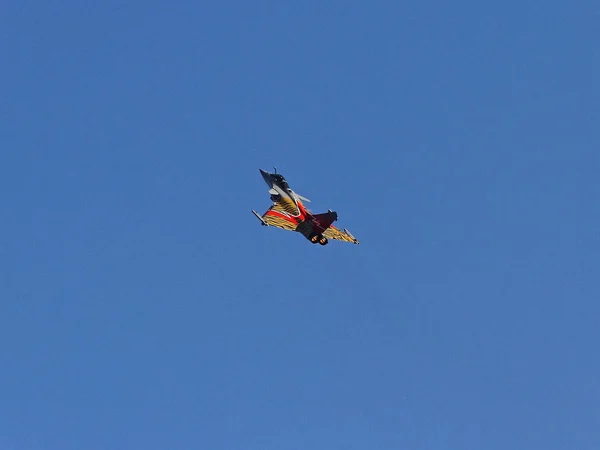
[259,169,273,187]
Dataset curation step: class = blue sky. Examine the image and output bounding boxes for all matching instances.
[1,1,599,449]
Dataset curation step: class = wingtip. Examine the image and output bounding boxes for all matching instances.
[252,209,268,226]
[343,228,358,242]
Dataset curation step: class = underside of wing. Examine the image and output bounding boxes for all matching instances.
[261,213,297,230]
[322,226,359,244]
[274,194,301,217]
[258,202,299,231]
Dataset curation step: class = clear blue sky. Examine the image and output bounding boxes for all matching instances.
[1,1,599,449]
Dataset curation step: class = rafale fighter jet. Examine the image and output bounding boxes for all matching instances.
[252,168,359,246]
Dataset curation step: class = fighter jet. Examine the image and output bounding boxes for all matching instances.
[252,168,359,245]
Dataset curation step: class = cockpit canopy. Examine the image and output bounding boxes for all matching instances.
[272,174,289,189]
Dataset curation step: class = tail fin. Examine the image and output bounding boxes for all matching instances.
[312,210,338,232]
